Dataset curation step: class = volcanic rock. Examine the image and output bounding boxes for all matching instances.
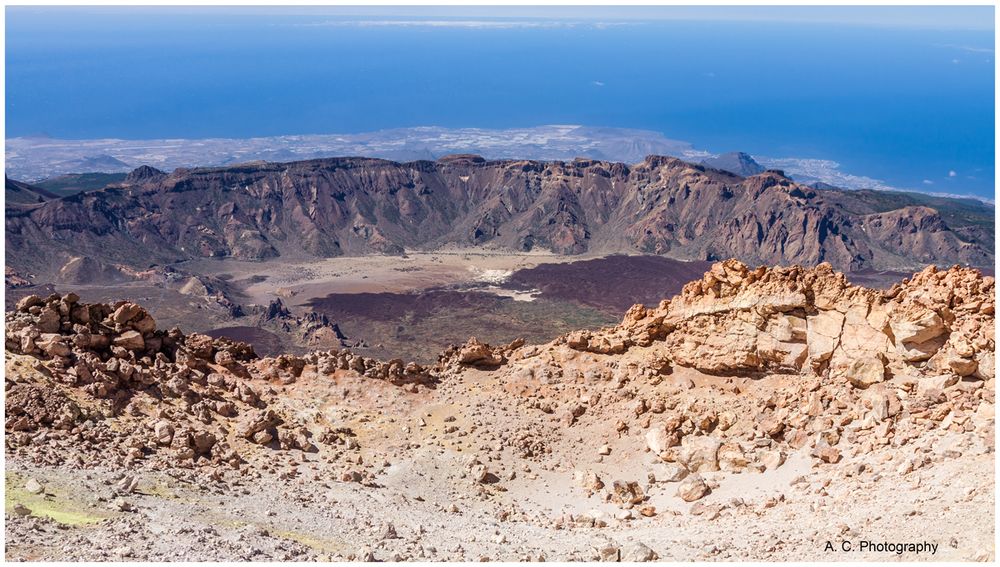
[677,475,711,502]
[7,157,993,283]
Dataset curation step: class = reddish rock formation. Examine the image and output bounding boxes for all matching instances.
[6,157,992,283]
[568,260,994,384]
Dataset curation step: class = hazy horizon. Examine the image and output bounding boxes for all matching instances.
[5,6,995,198]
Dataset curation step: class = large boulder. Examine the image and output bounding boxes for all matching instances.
[717,442,748,472]
[806,310,844,366]
[455,338,504,367]
[620,543,657,562]
[36,307,61,334]
[646,423,680,455]
[840,356,886,389]
[676,474,710,502]
[890,310,945,344]
[236,409,282,441]
[111,303,144,326]
[916,374,958,397]
[677,436,721,472]
[36,333,71,358]
[15,295,44,312]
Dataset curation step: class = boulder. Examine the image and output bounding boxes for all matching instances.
[36,333,71,358]
[842,356,886,389]
[646,423,679,455]
[758,449,785,471]
[676,475,710,502]
[132,314,157,334]
[597,546,620,562]
[153,421,175,445]
[111,303,144,325]
[620,543,657,562]
[184,334,216,360]
[611,480,645,506]
[191,430,217,455]
[237,409,282,440]
[862,385,901,422]
[948,357,979,377]
[658,462,689,482]
[456,338,504,367]
[113,331,145,351]
[574,470,604,491]
[16,295,43,312]
[975,351,994,380]
[36,307,61,334]
[24,478,44,495]
[916,374,959,397]
[806,310,845,365]
[890,311,945,345]
[677,436,721,472]
[470,464,489,484]
[812,445,841,464]
[717,442,748,472]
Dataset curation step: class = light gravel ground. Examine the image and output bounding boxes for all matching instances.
[183,247,600,307]
[6,361,994,562]
[5,445,993,561]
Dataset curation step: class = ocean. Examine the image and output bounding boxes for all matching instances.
[5,8,995,198]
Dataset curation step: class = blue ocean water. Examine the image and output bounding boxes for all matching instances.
[5,8,995,198]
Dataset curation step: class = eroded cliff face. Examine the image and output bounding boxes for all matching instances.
[6,156,993,282]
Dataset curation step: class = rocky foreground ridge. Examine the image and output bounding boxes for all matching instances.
[566,259,994,380]
[5,261,995,561]
[5,293,436,473]
[6,156,994,284]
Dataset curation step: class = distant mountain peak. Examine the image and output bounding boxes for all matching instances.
[809,181,842,191]
[701,151,765,177]
[437,154,487,165]
[124,165,167,184]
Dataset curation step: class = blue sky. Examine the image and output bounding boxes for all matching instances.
[21,6,990,29]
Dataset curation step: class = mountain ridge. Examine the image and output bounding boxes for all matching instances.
[5,154,993,284]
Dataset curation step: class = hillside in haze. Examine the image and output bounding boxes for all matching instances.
[700,152,765,177]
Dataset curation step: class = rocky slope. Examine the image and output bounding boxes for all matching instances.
[5,177,58,206]
[5,156,993,283]
[5,261,994,561]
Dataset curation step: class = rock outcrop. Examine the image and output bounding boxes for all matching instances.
[567,260,993,385]
[253,297,347,348]
[4,293,434,472]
